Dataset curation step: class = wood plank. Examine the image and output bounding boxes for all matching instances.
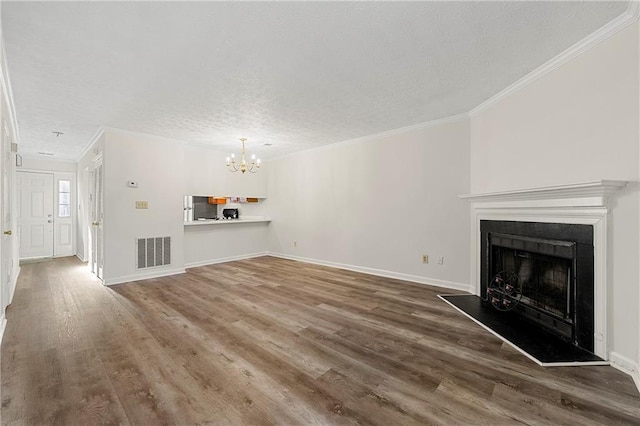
[2,256,639,425]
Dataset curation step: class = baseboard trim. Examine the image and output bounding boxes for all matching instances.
[609,352,640,393]
[9,266,20,306]
[185,252,269,269]
[267,252,473,293]
[105,267,186,286]
[0,314,6,346]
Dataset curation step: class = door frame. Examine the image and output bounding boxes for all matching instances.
[17,168,77,259]
[88,154,104,281]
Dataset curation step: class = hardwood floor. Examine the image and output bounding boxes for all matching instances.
[2,256,639,425]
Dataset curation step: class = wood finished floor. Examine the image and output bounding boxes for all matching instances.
[2,256,639,425]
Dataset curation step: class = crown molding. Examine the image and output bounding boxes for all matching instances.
[271,112,470,162]
[469,4,640,116]
[76,126,105,162]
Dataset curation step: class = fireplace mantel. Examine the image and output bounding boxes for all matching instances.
[460,180,628,360]
[459,180,628,209]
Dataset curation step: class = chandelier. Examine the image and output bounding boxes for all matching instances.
[226,138,261,174]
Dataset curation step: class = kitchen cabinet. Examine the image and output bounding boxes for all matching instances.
[208,197,227,205]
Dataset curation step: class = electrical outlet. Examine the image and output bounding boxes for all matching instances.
[422,254,428,264]
[135,201,148,209]
[437,256,444,265]
[293,241,297,248]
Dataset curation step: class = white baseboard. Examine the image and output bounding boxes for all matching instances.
[0,314,6,345]
[185,252,269,269]
[75,253,86,262]
[267,252,473,293]
[9,266,19,306]
[105,267,186,286]
[609,352,640,392]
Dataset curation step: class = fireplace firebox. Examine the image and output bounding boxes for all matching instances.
[481,220,595,353]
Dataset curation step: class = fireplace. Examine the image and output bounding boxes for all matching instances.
[453,180,627,363]
[481,220,595,352]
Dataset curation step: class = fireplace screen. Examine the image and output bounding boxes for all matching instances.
[492,246,572,319]
[481,221,593,352]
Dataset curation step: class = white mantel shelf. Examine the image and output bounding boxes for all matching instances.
[185,218,271,227]
[459,180,628,209]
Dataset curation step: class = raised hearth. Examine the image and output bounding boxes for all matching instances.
[439,294,605,365]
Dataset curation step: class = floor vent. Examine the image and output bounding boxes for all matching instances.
[137,236,171,269]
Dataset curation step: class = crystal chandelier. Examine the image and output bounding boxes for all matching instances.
[226,138,261,174]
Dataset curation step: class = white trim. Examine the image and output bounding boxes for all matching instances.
[17,156,78,165]
[267,252,473,293]
[77,127,105,162]
[438,295,609,368]
[459,180,628,208]
[271,113,470,161]
[469,4,640,116]
[0,41,20,145]
[609,352,640,392]
[185,252,268,269]
[0,314,6,346]
[9,265,19,305]
[105,267,186,286]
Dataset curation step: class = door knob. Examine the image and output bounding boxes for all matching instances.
[3,230,11,235]
[47,220,53,223]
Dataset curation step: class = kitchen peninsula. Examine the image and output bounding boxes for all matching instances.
[183,195,270,268]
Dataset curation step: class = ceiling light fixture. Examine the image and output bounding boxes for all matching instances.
[226,138,261,174]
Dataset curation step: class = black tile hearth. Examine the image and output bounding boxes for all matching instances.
[439,294,606,365]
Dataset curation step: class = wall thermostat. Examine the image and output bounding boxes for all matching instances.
[127,181,138,188]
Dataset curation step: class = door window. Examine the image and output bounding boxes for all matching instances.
[58,179,71,218]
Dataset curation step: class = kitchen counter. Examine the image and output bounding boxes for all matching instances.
[184,217,271,226]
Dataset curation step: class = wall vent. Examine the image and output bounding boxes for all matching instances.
[137,236,171,269]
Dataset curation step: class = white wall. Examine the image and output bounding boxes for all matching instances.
[184,223,269,267]
[470,23,639,369]
[184,146,267,197]
[20,157,76,173]
[102,130,186,284]
[266,118,471,291]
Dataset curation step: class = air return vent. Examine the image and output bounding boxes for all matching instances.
[137,236,171,269]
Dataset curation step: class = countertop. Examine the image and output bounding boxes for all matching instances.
[184,217,271,226]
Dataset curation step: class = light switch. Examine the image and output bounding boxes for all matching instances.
[136,201,148,209]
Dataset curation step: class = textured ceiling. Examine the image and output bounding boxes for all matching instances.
[1,1,630,161]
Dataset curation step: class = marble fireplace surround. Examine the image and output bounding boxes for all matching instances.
[459,180,628,360]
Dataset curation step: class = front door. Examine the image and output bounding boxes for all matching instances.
[17,171,54,259]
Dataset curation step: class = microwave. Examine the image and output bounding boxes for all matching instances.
[222,208,239,219]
